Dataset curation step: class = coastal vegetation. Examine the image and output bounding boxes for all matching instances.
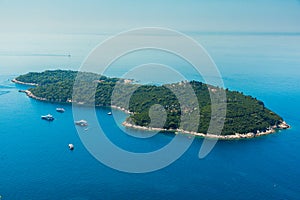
[14,70,286,136]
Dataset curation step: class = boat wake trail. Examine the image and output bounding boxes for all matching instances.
[0,53,71,57]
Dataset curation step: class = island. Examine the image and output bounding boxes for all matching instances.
[13,70,290,140]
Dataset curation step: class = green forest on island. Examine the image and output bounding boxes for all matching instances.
[16,70,283,135]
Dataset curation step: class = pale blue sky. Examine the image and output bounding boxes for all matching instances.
[0,0,300,34]
[0,0,300,75]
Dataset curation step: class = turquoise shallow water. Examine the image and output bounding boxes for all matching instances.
[0,73,300,199]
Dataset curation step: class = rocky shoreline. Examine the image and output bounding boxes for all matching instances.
[12,79,38,86]
[18,89,47,101]
[122,121,290,140]
[111,105,132,114]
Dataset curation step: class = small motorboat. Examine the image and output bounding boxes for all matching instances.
[107,112,112,115]
[41,114,54,121]
[75,120,88,127]
[56,108,65,113]
[68,144,74,150]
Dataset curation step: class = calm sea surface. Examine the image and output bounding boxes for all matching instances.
[0,33,300,199]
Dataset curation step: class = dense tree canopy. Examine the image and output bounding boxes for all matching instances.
[16,70,283,135]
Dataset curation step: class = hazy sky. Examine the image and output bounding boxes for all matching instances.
[0,0,300,34]
[0,0,300,76]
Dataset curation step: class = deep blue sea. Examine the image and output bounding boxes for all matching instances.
[0,33,300,199]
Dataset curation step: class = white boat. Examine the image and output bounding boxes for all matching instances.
[56,108,65,113]
[75,120,88,127]
[107,112,112,115]
[41,114,54,121]
[68,144,74,150]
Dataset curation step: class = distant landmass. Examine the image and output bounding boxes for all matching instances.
[13,70,289,139]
